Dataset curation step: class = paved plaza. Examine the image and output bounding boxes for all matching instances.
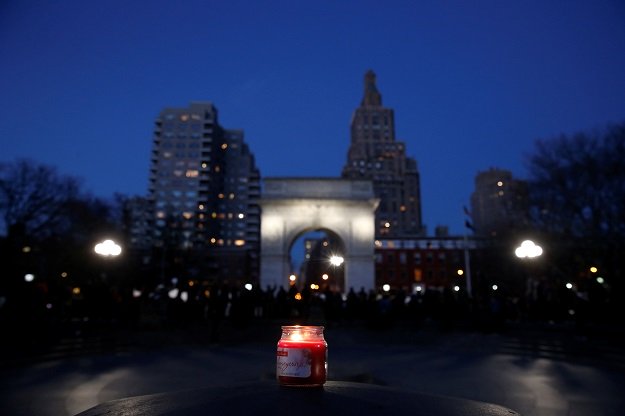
[1,323,624,416]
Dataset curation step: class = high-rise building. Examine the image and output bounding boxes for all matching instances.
[148,102,260,283]
[469,168,529,237]
[342,70,423,238]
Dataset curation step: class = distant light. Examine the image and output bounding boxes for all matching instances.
[22,246,31,253]
[322,241,329,247]
[515,240,543,258]
[72,287,81,295]
[384,222,391,228]
[453,285,460,292]
[310,284,319,290]
[497,181,503,187]
[238,213,245,219]
[329,255,344,266]
[60,272,68,278]
[590,267,598,273]
[132,289,142,298]
[492,285,498,291]
[415,286,423,292]
[180,291,189,302]
[289,274,297,282]
[24,273,35,282]
[596,277,605,284]
[244,283,253,291]
[568,309,576,316]
[46,303,53,310]
[322,273,329,280]
[94,239,122,256]
[294,292,302,301]
[168,288,179,299]
[565,282,573,290]
[457,269,464,276]
[171,277,178,285]
[382,284,391,292]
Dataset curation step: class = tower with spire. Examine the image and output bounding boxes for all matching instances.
[342,70,423,237]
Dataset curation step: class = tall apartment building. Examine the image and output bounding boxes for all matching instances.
[469,168,529,237]
[148,102,260,283]
[342,70,423,238]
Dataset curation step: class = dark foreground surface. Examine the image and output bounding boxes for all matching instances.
[75,380,520,416]
[1,320,624,416]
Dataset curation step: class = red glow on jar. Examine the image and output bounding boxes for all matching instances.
[276,325,327,387]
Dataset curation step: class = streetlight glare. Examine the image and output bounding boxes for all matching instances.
[94,239,122,256]
[329,255,344,266]
[515,240,543,258]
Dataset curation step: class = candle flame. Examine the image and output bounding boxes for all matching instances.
[291,331,303,341]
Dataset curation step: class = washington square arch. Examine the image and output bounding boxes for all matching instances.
[259,178,379,293]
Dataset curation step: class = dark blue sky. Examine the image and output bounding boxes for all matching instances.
[2,0,625,235]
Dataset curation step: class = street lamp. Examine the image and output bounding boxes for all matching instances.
[515,240,543,259]
[94,239,122,257]
[329,255,344,267]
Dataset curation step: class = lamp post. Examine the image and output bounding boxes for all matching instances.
[515,239,543,308]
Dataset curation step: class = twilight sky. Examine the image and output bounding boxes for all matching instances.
[2,0,625,235]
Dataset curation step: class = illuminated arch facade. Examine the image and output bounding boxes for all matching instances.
[260,178,379,293]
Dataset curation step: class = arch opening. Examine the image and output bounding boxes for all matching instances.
[288,228,346,293]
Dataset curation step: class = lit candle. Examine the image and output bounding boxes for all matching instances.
[276,325,327,386]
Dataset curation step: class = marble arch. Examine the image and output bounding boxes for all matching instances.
[259,178,379,293]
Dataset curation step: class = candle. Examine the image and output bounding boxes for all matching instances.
[276,325,327,387]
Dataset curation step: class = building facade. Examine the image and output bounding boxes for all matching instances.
[374,237,476,292]
[469,168,529,237]
[148,102,260,283]
[342,70,423,238]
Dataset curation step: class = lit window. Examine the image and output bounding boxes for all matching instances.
[156,211,165,219]
[210,238,216,244]
[234,240,245,246]
[185,169,199,178]
[218,193,224,199]
[182,212,193,219]
[229,193,235,199]
[221,143,228,150]
[180,114,189,122]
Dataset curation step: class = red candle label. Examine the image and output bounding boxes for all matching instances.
[276,347,311,378]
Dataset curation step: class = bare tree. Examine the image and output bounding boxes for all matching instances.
[527,122,625,240]
[527,122,625,304]
[0,159,81,239]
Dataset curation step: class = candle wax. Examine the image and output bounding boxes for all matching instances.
[277,339,327,386]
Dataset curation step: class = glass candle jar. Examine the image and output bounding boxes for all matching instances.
[276,325,327,387]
